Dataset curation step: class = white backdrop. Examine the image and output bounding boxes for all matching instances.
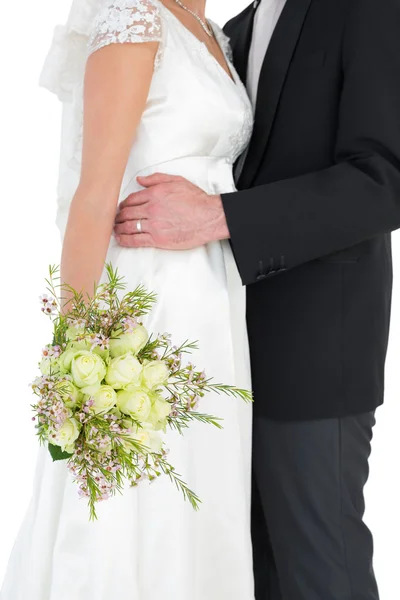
[0,1,399,597]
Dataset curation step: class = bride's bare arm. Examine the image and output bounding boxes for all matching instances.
[61,42,158,298]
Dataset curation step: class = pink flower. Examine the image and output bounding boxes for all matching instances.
[39,294,58,316]
[122,317,138,333]
[90,333,109,351]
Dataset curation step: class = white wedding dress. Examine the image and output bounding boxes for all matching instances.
[1,1,254,599]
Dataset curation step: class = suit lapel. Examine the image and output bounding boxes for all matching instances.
[238,0,313,190]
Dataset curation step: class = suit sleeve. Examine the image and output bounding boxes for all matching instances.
[222,0,400,286]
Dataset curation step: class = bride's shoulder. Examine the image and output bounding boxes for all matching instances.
[88,0,164,56]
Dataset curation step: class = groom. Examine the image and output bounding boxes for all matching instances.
[114,0,400,598]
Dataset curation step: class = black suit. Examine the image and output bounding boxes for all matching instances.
[222,0,400,597]
[223,0,400,421]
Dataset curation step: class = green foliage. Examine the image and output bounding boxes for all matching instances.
[45,264,157,347]
[48,443,73,462]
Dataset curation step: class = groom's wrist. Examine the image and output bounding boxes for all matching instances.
[206,194,230,242]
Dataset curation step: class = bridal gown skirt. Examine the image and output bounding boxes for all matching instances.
[1,157,254,600]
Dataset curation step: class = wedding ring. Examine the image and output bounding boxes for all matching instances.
[136,219,142,233]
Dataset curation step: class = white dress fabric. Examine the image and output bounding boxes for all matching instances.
[1,1,254,599]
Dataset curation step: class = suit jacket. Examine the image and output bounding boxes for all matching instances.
[222,0,400,420]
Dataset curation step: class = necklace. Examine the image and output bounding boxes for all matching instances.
[174,0,214,38]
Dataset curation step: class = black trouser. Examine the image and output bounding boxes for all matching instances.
[252,412,379,600]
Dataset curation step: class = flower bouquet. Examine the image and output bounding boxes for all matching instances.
[32,265,252,519]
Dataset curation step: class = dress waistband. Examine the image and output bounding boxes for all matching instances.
[122,156,236,198]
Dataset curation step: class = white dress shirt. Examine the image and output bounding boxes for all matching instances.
[235,0,286,178]
[247,0,287,107]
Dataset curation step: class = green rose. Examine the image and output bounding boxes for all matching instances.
[59,341,108,373]
[40,356,60,376]
[66,322,86,341]
[59,342,87,373]
[58,346,76,373]
[142,361,170,390]
[90,385,117,415]
[109,326,149,358]
[106,354,142,389]
[134,427,163,454]
[70,351,106,395]
[49,417,80,452]
[73,336,110,362]
[117,386,151,421]
[121,421,163,454]
[54,379,82,408]
[147,396,172,430]
[92,345,109,363]
[120,418,136,451]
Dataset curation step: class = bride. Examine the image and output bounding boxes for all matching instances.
[1,1,254,598]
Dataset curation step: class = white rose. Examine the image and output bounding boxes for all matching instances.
[116,387,151,421]
[58,346,77,373]
[106,354,142,389]
[54,379,82,409]
[136,428,164,454]
[109,326,149,358]
[123,423,163,454]
[147,396,172,430]
[119,418,136,451]
[70,351,106,395]
[142,361,170,390]
[90,385,117,415]
[40,356,60,376]
[49,418,80,452]
[59,341,108,374]
[66,322,86,341]
[64,444,76,454]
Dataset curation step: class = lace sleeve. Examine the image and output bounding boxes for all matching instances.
[88,0,162,56]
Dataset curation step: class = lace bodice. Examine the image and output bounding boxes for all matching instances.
[87,0,252,164]
[40,0,254,232]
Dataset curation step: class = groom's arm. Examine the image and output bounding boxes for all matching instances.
[222,0,400,284]
[115,0,400,284]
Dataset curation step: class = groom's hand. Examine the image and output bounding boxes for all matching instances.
[114,174,230,249]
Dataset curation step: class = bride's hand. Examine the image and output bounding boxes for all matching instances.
[114,173,230,249]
